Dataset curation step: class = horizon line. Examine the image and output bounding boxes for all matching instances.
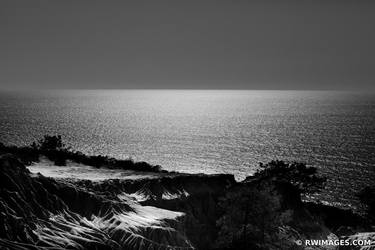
[1,88,375,93]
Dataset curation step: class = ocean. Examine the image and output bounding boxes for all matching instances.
[0,90,374,210]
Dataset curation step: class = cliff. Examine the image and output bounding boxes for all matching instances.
[0,154,373,250]
[0,154,194,249]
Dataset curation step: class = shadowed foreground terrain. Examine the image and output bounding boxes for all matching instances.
[0,138,374,249]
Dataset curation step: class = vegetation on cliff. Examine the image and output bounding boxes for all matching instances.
[0,135,163,172]
[0,136,373,250]
[358,186,375,224]
[215,161,327,249]
[214,161,374,250]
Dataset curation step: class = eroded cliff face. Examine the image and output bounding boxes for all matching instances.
[0,154,372,250]
[0,154,195,250]
[73,173,236,249]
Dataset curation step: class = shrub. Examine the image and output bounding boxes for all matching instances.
[37,135,65,151]
[358,186,375,222]
[216,185,290,249]
[254,160,326,194]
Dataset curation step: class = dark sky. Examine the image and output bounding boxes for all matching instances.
[1,0,375,90]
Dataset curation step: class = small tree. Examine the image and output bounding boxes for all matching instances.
[216,185,287,249]
[37,135,65,151]
[31,135,66,166]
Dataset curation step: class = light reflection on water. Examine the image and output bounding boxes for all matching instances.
[1,90,374,210]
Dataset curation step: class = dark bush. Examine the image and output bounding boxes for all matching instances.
[358,186,375,222]
[37,135,65,151]
[253,160,326,194]
[216,185,289,250]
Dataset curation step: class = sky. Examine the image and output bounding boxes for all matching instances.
[1,0,375,90]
